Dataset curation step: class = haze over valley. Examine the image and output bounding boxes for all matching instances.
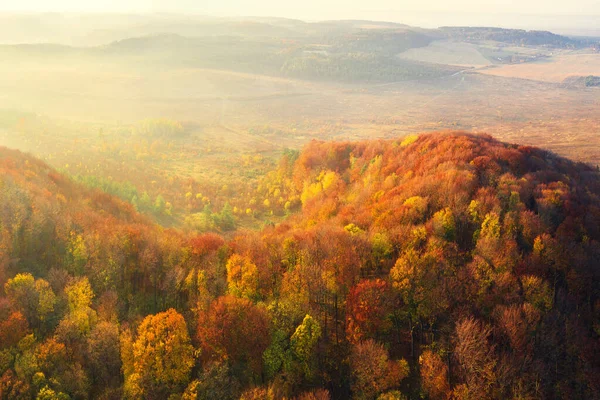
[1,15,600,204]
[0,7,599,400]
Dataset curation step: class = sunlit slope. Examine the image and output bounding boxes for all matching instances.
[1,132,599,398]
[234,132,600,398]
[0,145,184,285]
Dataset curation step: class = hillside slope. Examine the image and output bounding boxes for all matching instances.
[1,133,599,399]
[440,26,587,48]
[0,146,175,278]
[236,132,600,398]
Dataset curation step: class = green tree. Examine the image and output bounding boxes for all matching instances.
[154,195,166,215]
[139,192,152,212]
[290,314,321,377]
[182,362,241,400]
[218,203,235,231]
[36,385,70,400]
[66,233,88,275]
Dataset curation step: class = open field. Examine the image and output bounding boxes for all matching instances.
[1,53,599,165]
[478,53,600,82]
[397,40,492,67]
[2,66,599,170]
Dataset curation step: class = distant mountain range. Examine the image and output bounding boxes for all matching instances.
[0,13,598,47]
[0,15,597,85]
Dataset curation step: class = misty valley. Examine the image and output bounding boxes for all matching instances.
[0,12,599,400]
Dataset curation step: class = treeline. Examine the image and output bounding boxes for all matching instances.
[69,174,172,218]
[101,29,458,83]
[280,54,459,83]
[0,132,599,399]
[585,75,600,87]
[440,26,586,48]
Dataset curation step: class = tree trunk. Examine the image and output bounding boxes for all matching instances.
[409,318,415,359]
[334,293,339,346]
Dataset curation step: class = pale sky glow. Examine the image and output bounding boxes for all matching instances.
[1,0,599,33]
[2,0,599,17]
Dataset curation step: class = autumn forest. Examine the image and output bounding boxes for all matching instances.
[1,132,599,399]
[1,8,600,400]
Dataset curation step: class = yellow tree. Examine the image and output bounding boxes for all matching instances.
[226,254,259,300]
[65,277,94,312]
[57,277,97,340]
[125,308,195,399]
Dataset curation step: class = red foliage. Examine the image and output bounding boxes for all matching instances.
[0,311,28,349]
[197,295,270,375]
[346,279,391,344]
[189,233,225,257]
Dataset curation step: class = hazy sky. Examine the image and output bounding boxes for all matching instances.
[1,0,599,33]
[3,0,599,17]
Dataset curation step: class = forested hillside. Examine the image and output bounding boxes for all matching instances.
[0,25,460,84]
[1,132,599,399]
[439,27,585,48]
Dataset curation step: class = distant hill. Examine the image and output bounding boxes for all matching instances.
[585,75,600,86]
[440,26,586,48]
[1,14,597,84]
[0,13,596,49]
[562,75,600,87]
